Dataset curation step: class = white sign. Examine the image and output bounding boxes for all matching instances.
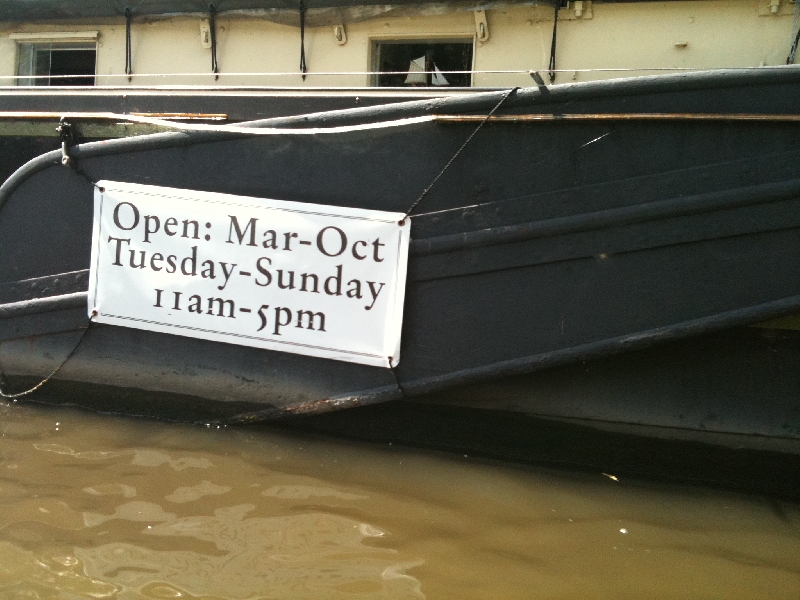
[88,181,410,368]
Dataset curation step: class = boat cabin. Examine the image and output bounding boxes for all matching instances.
[1,0,799,89]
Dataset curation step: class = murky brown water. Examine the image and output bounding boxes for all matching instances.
[0,401,798,599]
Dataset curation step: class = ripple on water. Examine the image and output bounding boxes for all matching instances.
[0,402,798,599]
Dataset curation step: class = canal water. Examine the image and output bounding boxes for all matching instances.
[1,400,798,599]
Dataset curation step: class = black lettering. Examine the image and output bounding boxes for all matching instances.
[153,288,163,307]
[257,304,270,331]
[372,239,386,262]
[188,294,203,313]
[283,231,298,251]
[107,236,130,266]
[129,250,146,269]
[150,252,164,271]
[166,255,177,274]
[113,202,139,231]
[227,216,258,247]
[255,257,272,287]
[172,291,182,310]
[262,230,278,249]
[316,226,347,257]
[218,262,236,291]
[144,215,160,243]
[296,310,326,332]
[346,278,362,299]
[200,260,216,280]
[164,217,178,236]
[352,240,367,260]
[277,270,295,290]
[181,246,198,276]
[365,281,385,310]
[182,219,199,240]
[300,273,319,293]
[207,297,235,318]
[324,264,343,296]
[273,307,292,335]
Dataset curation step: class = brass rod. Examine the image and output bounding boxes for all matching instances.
[0,111,227,121]
[434,113,800,123]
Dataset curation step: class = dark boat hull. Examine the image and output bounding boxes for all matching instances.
[2,68,800,447]
[0,87,472,183]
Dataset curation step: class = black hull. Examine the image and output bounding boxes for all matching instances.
[2,68,800,447]
[0,87,470,183]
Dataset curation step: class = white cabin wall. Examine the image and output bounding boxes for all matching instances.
[0,35,15,83]
[98,18,215,86]
[0,1,797,88]
[478,0,796,87]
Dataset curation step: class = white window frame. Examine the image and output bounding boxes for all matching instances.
[11,31,99,86]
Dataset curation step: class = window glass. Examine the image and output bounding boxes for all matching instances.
[373,40,473,87]
[16,42,96,86]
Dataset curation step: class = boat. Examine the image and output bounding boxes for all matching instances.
[1,0,800,458]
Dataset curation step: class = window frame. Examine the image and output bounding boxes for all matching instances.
[10,31,99,87]
[369,35,476,88]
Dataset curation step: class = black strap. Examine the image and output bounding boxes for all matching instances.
[299,0,307,80]
[125,7,132,82]
[790,30,800,64]
[549,2,559,84]
[209,3,219,80]
[788,0,800,65]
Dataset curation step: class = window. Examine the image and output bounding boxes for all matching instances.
[16,41,96,86]
[372,40,473,87]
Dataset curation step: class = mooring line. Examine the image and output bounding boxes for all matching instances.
[404,87,519,218]
[0,325,90,399]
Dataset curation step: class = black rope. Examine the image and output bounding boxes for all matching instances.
[789,30,800,65]
[549,2,560,84]
[404,87,519,218]
[125,7,133,82]
[299,0,307,80]
[388,358,407,399]
[209,3,219,80]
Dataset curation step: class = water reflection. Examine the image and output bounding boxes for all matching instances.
[78,506,422,599]
[0,401,798,599]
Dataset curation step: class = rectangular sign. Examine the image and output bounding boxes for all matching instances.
[88,181,410,368]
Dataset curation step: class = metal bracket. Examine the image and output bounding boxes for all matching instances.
[474,10,489,43]
[333,24,347,45]
[200,20,212,48]
[759,0,795,16]
[56,118,74,167]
